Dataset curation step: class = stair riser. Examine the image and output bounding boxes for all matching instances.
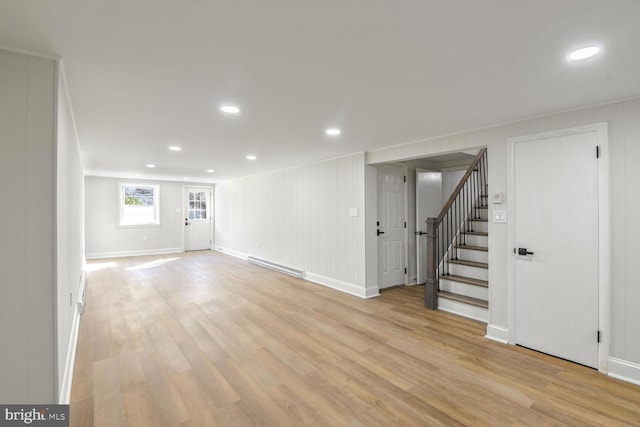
[462,234,488,247]
[467,221,488,233]
[448,263,488,281]
[439,279,488,300]
[438,299,489,323]
[472,209,488,221]
[455,248,488,263]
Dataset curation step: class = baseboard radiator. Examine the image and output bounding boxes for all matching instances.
[247,256,305,279]
[77,270,87,314]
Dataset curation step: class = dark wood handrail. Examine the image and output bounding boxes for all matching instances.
[436,148,487,223]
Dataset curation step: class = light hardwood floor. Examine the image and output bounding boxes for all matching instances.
[70,251,640,426]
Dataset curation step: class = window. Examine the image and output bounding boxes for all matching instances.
[119,184,160,226]
[188,190,208,219]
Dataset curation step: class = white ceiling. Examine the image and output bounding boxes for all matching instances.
[2,1,640,183]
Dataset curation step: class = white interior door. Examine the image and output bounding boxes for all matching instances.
[514,131,599,368]
[416,170,442,284]
[184,187,212,251]
[377,165,406,289]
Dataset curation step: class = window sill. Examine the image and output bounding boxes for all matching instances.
[118,223,162,228]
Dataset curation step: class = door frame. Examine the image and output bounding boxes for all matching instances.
[182,185,215,251]
[506,123,610,373]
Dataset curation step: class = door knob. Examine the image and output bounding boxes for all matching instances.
[517,248,534,255]
[377,229,385,236]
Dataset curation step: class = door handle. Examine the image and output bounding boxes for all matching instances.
[377,229,385,236]
[185,218,190,226]
[517,248,534,256]
[415,231,426,236]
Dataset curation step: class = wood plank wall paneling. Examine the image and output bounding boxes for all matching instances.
[0,49,30,403]
[70,251,640,426]
[0,50,56,403]
[56,62,86,400]
[25,54,56,403]
[215,153,366,290]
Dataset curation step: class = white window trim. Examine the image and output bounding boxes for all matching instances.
[187,189,210,221]
[118,182,161,227]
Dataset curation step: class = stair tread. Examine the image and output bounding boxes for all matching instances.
[448,259,488,269]
[464,231,488,236]
[439,274,488,287]
[438,291,489,308]
[469,219,488,222]
[455,244,488,252]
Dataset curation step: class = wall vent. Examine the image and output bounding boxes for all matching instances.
[247,256,305,279]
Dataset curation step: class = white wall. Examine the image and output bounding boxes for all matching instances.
[84,177,212,258]
[366,98,640,368]
[0,49,56,403]
[441,169,467,206]
[215,153,371,297]
[55,61,85,402]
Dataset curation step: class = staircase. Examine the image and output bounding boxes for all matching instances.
[424,148,489,322]
[438,210,489,322]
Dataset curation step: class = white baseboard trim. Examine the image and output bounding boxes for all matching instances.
[305,272,375,299]
[485,324,509,344]
[85,247,184,260]
[213,246,249,261]
[608,357,640,386]
[58,296,83,403]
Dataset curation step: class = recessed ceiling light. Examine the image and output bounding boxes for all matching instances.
[206,169,215,173]
[326,128,341,136]
[221,105,240,114]
[146,164,156,168]
[568,46,600,61]
[168,146,181,151]
[246,155,257,160]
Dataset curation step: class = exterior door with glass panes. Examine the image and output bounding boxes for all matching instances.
[184,187,212,251]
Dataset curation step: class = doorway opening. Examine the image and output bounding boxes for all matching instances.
[374,150,483,300]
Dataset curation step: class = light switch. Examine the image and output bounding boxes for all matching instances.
[349,208,359,217]
[493,192,505,204]
[493,210,507,223]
